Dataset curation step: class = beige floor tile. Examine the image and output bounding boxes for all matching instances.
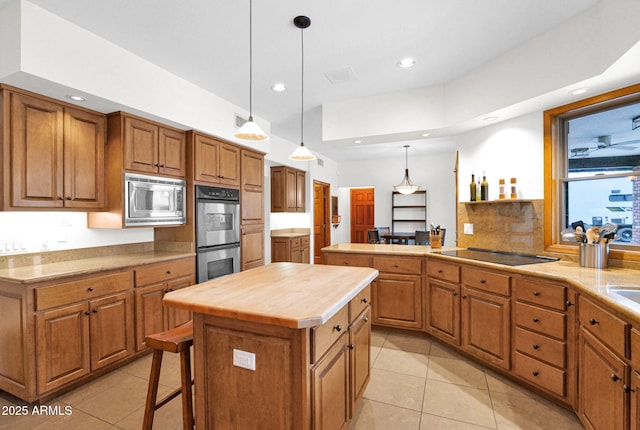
[427,355,488,389]
[364,368,426,411]
[429,341,466,359]
[485,370,536,399]
[56,369,133,406]
[384,333,432,355]
[420,412,496,430]
[423,379,496,428]
[490,391,583,430]
[373,348,429,378]
[371,329,389,348]
[0,398,70,430]
[31,406,112,430]
[349,399,422,430]
[114,392,191,430]
[370,344,383,367]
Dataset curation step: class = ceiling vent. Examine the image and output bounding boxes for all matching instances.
[316,157,324,167]
[235,114,247,129]
[324,67,358,85]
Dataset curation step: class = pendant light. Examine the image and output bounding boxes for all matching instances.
[289,15,315,161]
[233,0,268,141]
[394,145,420,194]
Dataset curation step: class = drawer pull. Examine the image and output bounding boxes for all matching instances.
[532,371,539,377]
[624,385,635,393]
[361,297,368,303]
[589,318,599,326]
[334,325,342,332]
[344,261,349,265]
[533,291,540,296]
[611,374,621,382]
[166,270,171,275]
[566,300,574,307]
[92,309,98,313]
[87,287,94,292]
[453,291,458,296]
[438,269,443,273]
[364,317,369,322]
[84,311,90,316]
[480,279,486,284]
[348,344,355,350]
[532,317,539,323]
[532,344,539,350]
[462,295,468,299]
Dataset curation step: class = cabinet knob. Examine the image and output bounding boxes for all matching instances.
[92,308,98,313]
[87,287,94,292]
[623,385,635,393]
[348,344,355,350]
[533,344,539,350]
[480,279,486,284]
[333,325,342,332]
[453,291,458,296]
[361,297,368,303]
[611,374,621,382]
[566,300,574,307]
[344,261,349,265]
[589,318,599,326]
[438,269,443,273]
[462,295,467,299]
[532,371,539,377]
[533,291,540,296]
[84,311,90,316]
[66,196,73,200]
[532,317,539,323]
[364,317,369,323]
[166,270,172,275]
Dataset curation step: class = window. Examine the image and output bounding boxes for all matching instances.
[544,83,640,257]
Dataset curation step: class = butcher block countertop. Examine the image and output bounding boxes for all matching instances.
[163,262,379,329]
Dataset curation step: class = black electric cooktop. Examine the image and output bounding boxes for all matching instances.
[436,248,559,266]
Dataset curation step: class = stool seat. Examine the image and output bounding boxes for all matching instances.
[143,320,194,430]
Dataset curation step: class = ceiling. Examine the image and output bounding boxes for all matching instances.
[1,0,619,161]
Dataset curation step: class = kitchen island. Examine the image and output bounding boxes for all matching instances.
[163,262,378,430]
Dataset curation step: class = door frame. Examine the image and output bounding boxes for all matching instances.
[313,180,331,264]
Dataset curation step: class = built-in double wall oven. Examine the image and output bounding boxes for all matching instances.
[195,185,240,283]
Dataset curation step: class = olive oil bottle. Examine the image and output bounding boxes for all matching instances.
[470,173,477,201]
[480,173,489,200]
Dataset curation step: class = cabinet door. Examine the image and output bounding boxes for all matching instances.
[296,170,306,212]
[134,283,167,351]
[372,274,422,330]
[158,127,186,177]
[461,287,510,369]
[427,278,460,346]
[271,238,290,263]
[64,107,105,209]
[219,143,240,186]
[631,370,639,430]
[579,329,627,430]
[312,333,350,430]
[193,133,220,182]
[10,92,64,208]
[89,292,134,369]
[123,116,158,173]
[36,302,90,394]
[285,168,298,212]
[165,275,194,329]
[349,307,371,416]
[241,224,264,270]
[241,150,264,224]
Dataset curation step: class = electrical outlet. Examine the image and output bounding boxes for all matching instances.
[233,349,256,371]
[464,223,474,235]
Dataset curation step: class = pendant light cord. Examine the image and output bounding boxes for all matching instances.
[248,0,253,120]
[300,24,305,145]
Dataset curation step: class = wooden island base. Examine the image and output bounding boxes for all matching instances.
[164,263,378,430]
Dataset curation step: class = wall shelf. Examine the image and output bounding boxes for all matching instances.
[392,190,427,233]
[463,199,534,210]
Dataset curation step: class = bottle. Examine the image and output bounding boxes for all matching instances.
[510,177,518,199]
[470,173,477,201]
[498,179,506,199]
[476,180,481,201]
[480,173,489,200]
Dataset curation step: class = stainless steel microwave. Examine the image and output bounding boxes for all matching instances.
[124,172,186,226]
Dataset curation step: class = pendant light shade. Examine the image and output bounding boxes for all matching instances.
[233,0,268,142]
[394,145,420,195]
[289,15,315,161]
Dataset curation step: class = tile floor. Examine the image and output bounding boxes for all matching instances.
[0,329,584,429]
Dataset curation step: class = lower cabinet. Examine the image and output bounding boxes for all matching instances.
[241,224,265,270]
[631,369,640,430]
[426,277,460,345]
[312,333,350,430]
[349,307,371,413]
[272,235,310,263]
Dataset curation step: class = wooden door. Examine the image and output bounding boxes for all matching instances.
[64,107,105,209]
[134,284,166,351]
[427,278,461,346]
[36,302,90,393]
[579,329,627,430]
[219,143,240,186]
[158,127,186,177]
[10,92,64,208]
[165,276,194,329]
[123,116,158,173]
[314,181,331,264]
[461,287,510,369]
[193,133,220,182]
[312,333,350,430]
[372,274,422,330]
[350,188,374,243]
[89,292,133,369]
[349,307,371,415]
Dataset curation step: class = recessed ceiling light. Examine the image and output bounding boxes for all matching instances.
[420,133,430,137]
[397,58,416,68]
[569,88,588,95]
[354,139,363,144]
[483,116,498,122]
[271,83,286,92]
[67,95,86,101]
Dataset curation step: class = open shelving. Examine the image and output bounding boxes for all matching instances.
[391,190,427,233]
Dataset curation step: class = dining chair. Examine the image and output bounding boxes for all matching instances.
[367,229,382,244]
[377,227,390,244]
[415,230,430,245]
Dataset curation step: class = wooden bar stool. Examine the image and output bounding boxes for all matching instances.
[142,320,194,430]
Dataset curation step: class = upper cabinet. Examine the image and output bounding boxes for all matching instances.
[123,114,186,178]
[0,86,106,210]
[190,131,240,187]
[271,166,306,213]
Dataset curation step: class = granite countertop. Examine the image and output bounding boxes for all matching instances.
[163,262,378,329]
[0,250,195,284]
[270,228,310,238]
[322,243,640,324]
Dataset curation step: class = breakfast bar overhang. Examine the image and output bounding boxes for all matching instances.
[163,262,379,430]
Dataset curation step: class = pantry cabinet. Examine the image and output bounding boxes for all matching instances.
[1,86,106,210]
[191,131,240,187]
[271,165,306,212]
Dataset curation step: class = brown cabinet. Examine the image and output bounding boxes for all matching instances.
[133,258,195,350]
[241,224,265,270]
[239,149,265,270]
[271,235,310,263]
[191,131,240,186]
[631,367,640,430]
[271,166,306,212]
[312,333,350,430]
[349,305,371,415]
[123,115,186,177]
[35,272,134,394]
[426,259,461,346]
[1,87,106,210]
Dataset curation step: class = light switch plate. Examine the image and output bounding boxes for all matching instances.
[233,349,256,371]
[463,223,474,235]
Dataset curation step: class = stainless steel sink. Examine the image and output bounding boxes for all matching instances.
[608,286,640,309]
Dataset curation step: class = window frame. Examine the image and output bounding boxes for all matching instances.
[544,82,640,262]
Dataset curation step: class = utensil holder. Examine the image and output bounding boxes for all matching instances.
[430,233,442,248]
[579,243,609,268]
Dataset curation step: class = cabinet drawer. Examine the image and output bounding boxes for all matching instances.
[372,256,421,275]
[514,351,566,398]
[632,328,640,369]
[36,271,131,311]
[350,284,371,323]
[325,253,370,267]
[514,278,566,311]
[514,327,566,368]
[461,266,510,296]
[312,305,349,363]
[515,301,566,340]
[301,236,310,247]
[134,258,194,287]
[291,237,301,249]
[426,259,460,283]
[579,295,629,358]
